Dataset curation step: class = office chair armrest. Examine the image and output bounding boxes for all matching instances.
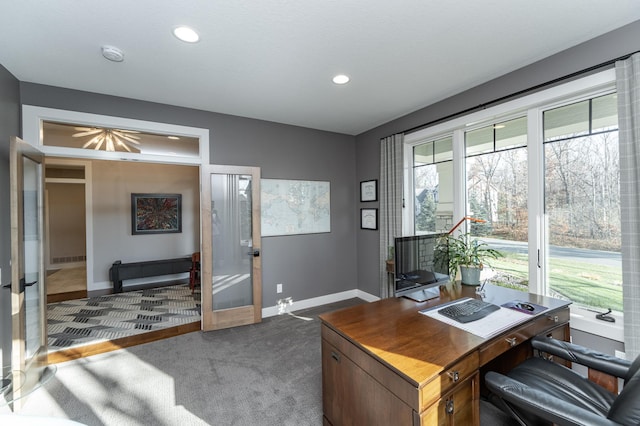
[531,336,631,378]
[485,371,622,426]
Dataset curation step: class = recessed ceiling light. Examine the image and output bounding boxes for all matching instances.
[332,74,350,85]
[173,26,200,43]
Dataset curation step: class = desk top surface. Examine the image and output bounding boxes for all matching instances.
[319,283,570,387]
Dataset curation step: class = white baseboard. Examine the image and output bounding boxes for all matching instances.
[262,289,379,318]
[47,261,86,270]
[90,281,113,292]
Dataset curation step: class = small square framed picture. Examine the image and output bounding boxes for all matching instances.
[360,179,378,202]
[360,208,378,230]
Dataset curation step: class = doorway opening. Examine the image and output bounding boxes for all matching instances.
[45,160,89,303]
[22,105,210,360]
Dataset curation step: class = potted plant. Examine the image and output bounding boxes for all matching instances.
[443,233,503,285]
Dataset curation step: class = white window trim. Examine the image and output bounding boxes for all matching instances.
[404,69,616,145]
[403,68,623,342]
[22,105,210,165]
[402,143,415,235]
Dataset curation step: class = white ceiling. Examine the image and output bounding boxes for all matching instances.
[1,1,639,135]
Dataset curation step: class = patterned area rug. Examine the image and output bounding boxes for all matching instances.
[47,284,201,351]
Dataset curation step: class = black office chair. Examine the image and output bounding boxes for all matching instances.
[485,336,640,426]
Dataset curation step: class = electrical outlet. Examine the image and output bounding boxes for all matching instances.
[276,283,282,293]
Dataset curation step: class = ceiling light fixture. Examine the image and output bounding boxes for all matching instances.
[168,136,180,140]
[332,74,350,85]
[173,26,200,43]
[101,45,125,62]
[73,127,141,152]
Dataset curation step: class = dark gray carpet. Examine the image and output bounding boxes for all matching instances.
[9,298,364,425]
[10,297,517,425]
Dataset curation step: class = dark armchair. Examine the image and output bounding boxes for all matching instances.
[485,336,640,426]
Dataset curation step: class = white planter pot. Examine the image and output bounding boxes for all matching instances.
[460,266,482,285]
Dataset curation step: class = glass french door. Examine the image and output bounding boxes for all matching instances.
[201,165,262,331]
[8,137,47,409]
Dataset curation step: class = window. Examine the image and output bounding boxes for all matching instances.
[543,93,621,311]
[403,70,622,320]
[22,105,210,166]
[42,121,200,158]
[465,117,529,288]
[413,136,453,234]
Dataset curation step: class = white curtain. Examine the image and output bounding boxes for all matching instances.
[617,52,640,360]
[379,134,404,298]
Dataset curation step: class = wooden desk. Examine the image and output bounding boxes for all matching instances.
[319,283,571,425]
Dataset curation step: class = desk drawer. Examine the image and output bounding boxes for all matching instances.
[478,308,570,366]
[479,321,536,366]
[420,351,478,411]
[419,373,479,426]
[533,307,570,336]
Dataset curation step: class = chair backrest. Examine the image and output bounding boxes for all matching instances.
[624,352,640,383]
[608,361,640,424]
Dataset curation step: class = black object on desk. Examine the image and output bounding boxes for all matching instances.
[438,298,500,323]
[502,299,548,315]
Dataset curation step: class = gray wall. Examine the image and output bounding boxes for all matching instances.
[0,63,20,373]
[354,19,640,298]
[48,182,86,263]
[19,83,357,306]
[90,160,200,292]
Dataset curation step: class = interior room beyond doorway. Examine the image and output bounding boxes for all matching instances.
[43,157,201,360]
[24,106,210,357]
[45,162,88,303]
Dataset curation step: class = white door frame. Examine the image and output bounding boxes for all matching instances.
[21,106,210,296]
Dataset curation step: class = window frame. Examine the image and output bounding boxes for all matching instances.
[403,69,622,341]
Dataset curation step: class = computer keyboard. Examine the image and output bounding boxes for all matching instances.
[438,298,500,323]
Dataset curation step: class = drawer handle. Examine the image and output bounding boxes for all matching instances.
[447,371,460,382]
[331,351,340,362]
[505,337,517,347]
[446,398,454,414]
[547,314,559,323]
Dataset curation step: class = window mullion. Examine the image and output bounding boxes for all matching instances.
[403,143,415,236]
[452,129,466,234]
[527,108,545,295]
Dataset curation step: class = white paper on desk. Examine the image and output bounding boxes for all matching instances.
[420,300,531,339]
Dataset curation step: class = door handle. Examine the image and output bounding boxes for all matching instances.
[19,278,38,292]
[247,249,260,257]
[2,279,37,291]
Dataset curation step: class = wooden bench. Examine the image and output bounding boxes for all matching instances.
[109,257,192,293]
